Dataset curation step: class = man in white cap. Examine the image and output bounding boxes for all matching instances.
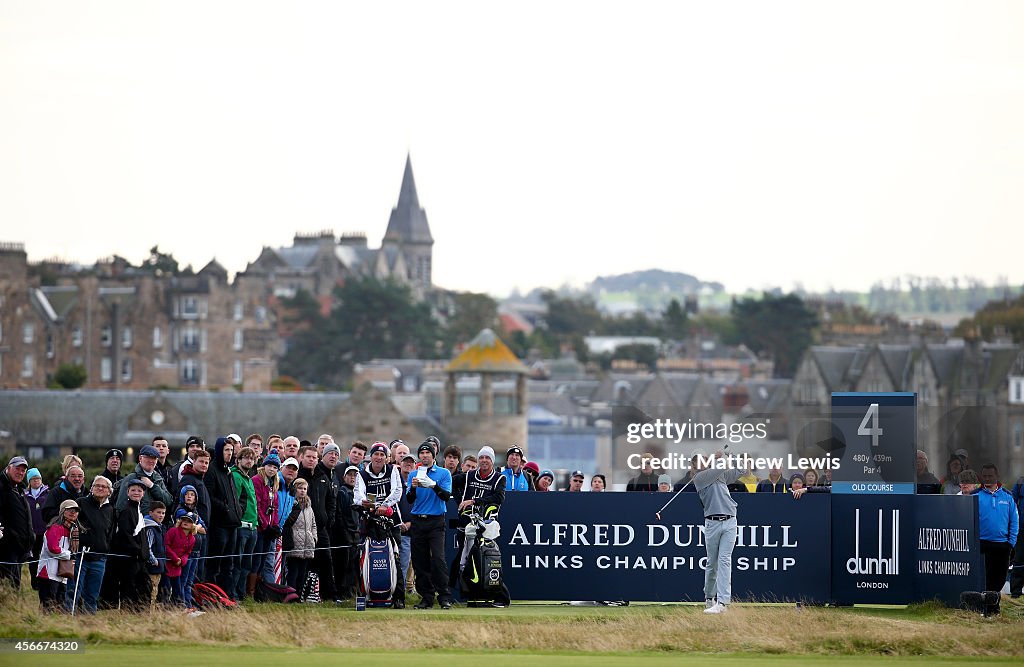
[452,446,509,606]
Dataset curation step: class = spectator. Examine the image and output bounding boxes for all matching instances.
[23,467,49,591]
[803,469,821,487]
[245,434,265,474]
[975,464,1018,593]
[537,469,555,492]
[591,474,607,492]
[957,469,980,495]
[334,465,361,600]
[564,470,585,492]
[737,469,760,493]
[253,453,282,584]
[344,441,368,471]
[171,436,206,494]
[354,442,406,607]
[284,478,317,596]
[297,445,339,603]
[523,461,541,490]
[658,474,672,492]
[281,457,300,487]
[174,485,206,610]
[955,448,971,471]
[43,465,88,523]
[941,455,964,495]
[916,450,941,494]
[231,445,260,601]
[502,446,535,492]
[68,476,114,614]
[389,440,410,467]
[626,454,659,492]
[152,437,174,497]
[407,439,453,609]
[205,437,242,589]
[143,501,167,606]
[674,454,703,492]
[110,479,152,610]
[462,456,478,473]
[822,469,833,487]
[265,434,284,456]
[317,434,335,457]
[1010,474,1024,598]
[280,436,301,462]
[1,456,34,590]
[756,467,788,493]
[165,510,197,608]
[115,445,174,517]
[100,449,124,485]
[36,499,79,612]
[60,455,83,477]
[443,445,463,477]
[788,474,805,496]
[178,450,213,582]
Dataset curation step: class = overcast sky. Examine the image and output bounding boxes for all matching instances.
[1,1,1021,297]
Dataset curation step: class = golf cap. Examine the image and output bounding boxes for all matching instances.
[226,433,242,444]
[343,465,360,476]
[126,478,147,489]
[570,470,585,479]
[282,457,300,469]
[8,456,28,468]
[139,445,159,458]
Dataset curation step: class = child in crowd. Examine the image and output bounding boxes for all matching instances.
[165,510,197,609]
[176,485,207,609]
[144,501,167,606]
[36,499,80,612]
[284,478,317,596]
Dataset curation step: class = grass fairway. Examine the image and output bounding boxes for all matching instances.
[14,646,1024,667]
[2,578,1022,663]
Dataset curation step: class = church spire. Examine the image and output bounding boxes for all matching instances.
[384,153,433,245]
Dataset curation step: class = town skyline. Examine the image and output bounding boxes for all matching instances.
[3,2,1022,297]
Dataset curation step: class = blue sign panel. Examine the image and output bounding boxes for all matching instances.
[831,393,916,494]
[912,494,983,606]
[830,494,915,604]
[487,492,832,603]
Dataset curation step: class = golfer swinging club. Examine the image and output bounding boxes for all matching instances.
[656,449,748,614]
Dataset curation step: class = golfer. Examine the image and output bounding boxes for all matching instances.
[692,450,748,614]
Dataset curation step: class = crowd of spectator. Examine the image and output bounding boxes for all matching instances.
[1,440,1022,614]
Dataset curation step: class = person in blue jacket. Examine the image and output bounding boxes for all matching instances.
[974,464,1018,593]
[501,446,534,492]
[1006,473,1024,597]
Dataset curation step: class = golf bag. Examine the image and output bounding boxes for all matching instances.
[459,509,510,606]
[359,508,398,607]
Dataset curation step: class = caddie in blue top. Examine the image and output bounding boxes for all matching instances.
[406,438,453,609]
[974,464,1018,593]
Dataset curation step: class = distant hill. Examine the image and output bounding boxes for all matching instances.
[588,269,724,295]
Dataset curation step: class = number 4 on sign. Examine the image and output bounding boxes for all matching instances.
[858,403,883,447]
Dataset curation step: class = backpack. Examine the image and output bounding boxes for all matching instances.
[254,579,301,604]
[192,582,237,610]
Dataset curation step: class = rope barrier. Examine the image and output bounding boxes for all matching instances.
[0,542,358,567]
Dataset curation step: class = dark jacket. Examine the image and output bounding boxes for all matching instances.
[76,494,114,562]
[298,462,336,538]
[111,499,148,562]
[205,439,242,529]
[144,517,166,575]
[178,467,212,527]
[756,477,788,493]
[333,484,359,546]
[42,479,89,524]
[0,470,33,557]
[115,463,174,515]
[626,472,660,492]
[155,460,175,499]
[100,468,122,485]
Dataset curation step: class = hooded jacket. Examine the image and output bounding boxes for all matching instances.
[144,515,166,575]
[24,482,50,536]
[284,498,317,559]
[205,438,242,528]
[298,462,336,538]
[178,470,212,528]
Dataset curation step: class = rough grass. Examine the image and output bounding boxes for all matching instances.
[2,582,1022,658]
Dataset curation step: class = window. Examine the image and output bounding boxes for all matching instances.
[1010,377,1024,405]
[121,359,132,382]
[72,325,83,347]
[181,327,199,352]
[23,322,34,344]
[182,296,198,317]
[46,333,54,359]
[0,321,3,342]
[233,301,243,321]
[402,376,417,393]
[21,354,33,378]
[101,357,112,382]
[255,306,267,324]
[233,360,243,384]
[122,326,133,348]
[494,394,517,415]
[101,326,112,347]
[1014,422,1024,450]
[153,326,162,348]
[233,329,243,351]
[456,393,480,415]
[181,359,198,384]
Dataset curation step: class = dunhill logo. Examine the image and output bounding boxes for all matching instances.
[846,508,900,576]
